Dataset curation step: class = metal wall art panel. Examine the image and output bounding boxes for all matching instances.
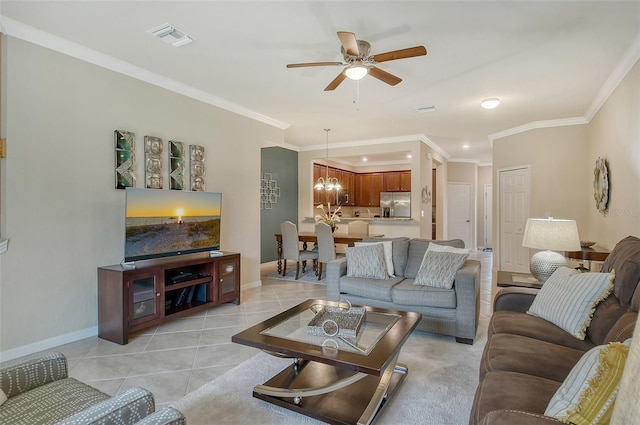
[190,144,205,191]
[145,136,164,189]
[169,140,185,190]
[114,130,136,189]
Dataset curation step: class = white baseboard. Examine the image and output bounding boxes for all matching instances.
[0,326,98,363]
[242,279,262,290]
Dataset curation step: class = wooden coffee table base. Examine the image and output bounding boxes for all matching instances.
[253,355,407,425]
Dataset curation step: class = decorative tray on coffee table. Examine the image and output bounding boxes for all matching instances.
[306,303,366,339]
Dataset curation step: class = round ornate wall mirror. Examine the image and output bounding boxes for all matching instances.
[593,157,609,213]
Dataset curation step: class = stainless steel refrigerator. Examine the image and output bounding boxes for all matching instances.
[380,192,411,218]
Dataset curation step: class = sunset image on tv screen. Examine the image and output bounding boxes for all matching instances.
[125,188,222,261]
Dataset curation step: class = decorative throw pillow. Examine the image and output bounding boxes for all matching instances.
[0,388,6,406]
[545,340,631,424]
[355,241,394,277]
[527,267,615,340]
[345,244,388,280]
[413,243,470,289]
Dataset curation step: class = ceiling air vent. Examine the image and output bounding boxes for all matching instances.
[148,23,193,47]
[416,105,437,113]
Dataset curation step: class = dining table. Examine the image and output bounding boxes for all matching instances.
[274,232,383,275]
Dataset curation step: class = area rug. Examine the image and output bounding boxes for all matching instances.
[171,320,488,424]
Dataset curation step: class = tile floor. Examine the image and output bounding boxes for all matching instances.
[5,250,493,409]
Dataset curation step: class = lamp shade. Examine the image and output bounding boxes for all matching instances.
[522,218,581,251]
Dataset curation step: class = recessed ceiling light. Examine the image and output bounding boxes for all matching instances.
[148,23,193,47]
[463,144,470,149]
[407,154,412,159]
[362,157,368,162]
[480,98,500,109]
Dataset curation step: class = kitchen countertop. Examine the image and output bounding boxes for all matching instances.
[304,216,414,222]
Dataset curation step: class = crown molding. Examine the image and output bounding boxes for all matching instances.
[298,133,451,160]
[488,117,588,144]
[585,32,640,122]
[0,16,290,131]
[489,32,640,145]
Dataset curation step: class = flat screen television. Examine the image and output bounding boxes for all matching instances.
[125,188,222,262]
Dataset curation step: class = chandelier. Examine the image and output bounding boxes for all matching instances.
[314,129,342,192]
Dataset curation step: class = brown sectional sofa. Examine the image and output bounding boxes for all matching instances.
[470,235,640,425]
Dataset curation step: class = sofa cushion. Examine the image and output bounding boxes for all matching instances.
[544,340,630,424]
[489,310,596,351]
[587,296,630,345]
[603,310,638,344]
[345,244,388,280]
[0,378,109,425]
[362,237,410,278]
[600,236,640,306]
[355,240,394,277]
[527,267,614,340]
[480,333,587,382]
[392,279,457,308]
[339,275,404,302]
[404,238,464,279]
[413,243,469,288]
[470,371,561,425]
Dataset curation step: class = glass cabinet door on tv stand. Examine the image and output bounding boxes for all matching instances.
[129,273,161,326]
[218,257,240,303]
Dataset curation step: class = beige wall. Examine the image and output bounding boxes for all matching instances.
[586,60,640,248]
[492,59,640,268]
[0,37,284,356]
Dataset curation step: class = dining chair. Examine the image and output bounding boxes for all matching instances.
[348,220,369,235]
[315,222,344,280]
[280,221,318,280]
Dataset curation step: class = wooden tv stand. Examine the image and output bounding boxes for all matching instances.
[98,252,240,345]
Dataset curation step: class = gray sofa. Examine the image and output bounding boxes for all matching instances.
[0,351,185,425]
[326,237,481,344]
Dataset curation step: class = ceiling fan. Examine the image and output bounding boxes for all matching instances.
[287,31,427,91]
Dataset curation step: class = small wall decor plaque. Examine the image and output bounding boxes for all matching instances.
[114,130,136,189]
[169,140,185,190]
[593,157,609,213]
[145,136,164,189]
[260,172,281,209]
[190,144,205,191]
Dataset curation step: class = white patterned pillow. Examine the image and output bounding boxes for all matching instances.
[527,267,614,340]
[346,244,388,280]
[355,241,394,277]
[545,339,631,424]
[413,243,470,289]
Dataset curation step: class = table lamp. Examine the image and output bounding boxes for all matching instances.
[522,218,581,282]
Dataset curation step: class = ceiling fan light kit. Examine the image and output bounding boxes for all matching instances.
[287,31,427,91]
[344,64,368,80]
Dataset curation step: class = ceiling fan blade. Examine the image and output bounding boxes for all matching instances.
[337,31,359,56]
[373,46,427,63]
[368,66,402,86]
[324,72,347,91]
[286,62,344,68]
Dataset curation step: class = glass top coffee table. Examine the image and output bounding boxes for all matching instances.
[232,299,421,425]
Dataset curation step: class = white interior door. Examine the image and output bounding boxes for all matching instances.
[484,184,493,249]
[499,167,530,272]
[447,183,472,249]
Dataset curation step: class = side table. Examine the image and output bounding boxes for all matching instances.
[565,245,610,271]
[497,270,542,289]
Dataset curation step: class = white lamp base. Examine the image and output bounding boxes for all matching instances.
[530,250,568,282]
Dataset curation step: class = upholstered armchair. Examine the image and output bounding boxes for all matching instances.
[0,351,185,425]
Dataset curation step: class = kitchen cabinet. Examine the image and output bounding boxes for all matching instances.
[383,171,411,191]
